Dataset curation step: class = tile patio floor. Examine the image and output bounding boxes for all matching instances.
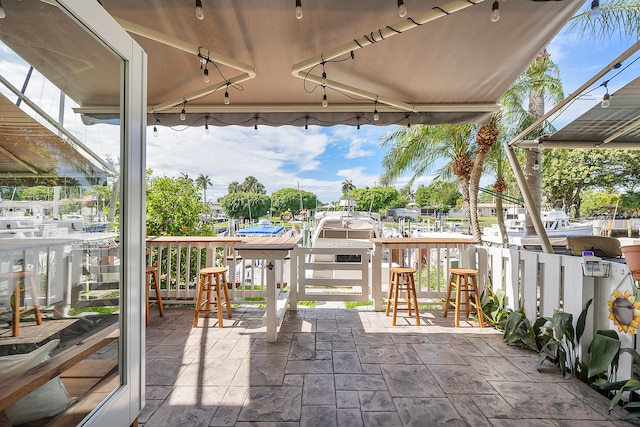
[140,304,638,426]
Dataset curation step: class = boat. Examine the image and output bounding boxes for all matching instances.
[311,199,381,251]
[482,209,594,247]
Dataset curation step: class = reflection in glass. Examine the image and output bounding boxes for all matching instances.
[0,2,122,424]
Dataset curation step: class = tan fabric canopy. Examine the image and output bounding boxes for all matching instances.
[0,0,584,128]
[0,94,108,186]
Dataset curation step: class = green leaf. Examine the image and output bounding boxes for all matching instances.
[587,334,621,378]
[552,312,574,346]
[610,378,640,412]
[576,298,593,343]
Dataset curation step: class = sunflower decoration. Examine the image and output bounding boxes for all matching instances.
[608,289,640,334]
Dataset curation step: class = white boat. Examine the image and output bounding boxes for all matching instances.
[483,209,594,247]
[311,199,380,249]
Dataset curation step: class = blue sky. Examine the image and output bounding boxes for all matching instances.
[2,3,640,204]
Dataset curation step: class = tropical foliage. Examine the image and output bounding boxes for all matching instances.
[146,171,213,236]
[218,192,270,220]
[270,188,317,215]
[349,186,403,212]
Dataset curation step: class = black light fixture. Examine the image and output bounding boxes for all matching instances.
[398,0,407,18]
[304,116,309,133]
[180,101,187,121]
[601,80,610,108]
[490,0,500,22]
[322,90,328,108]
[295,0,303,19]
[224,83,230,105]
[373,99,380,121]
[195,0,204,20]
[590,0,601,19]
[204,116,209,134]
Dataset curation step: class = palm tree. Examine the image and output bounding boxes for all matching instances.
[501,49,563,236]
[566,0,640,41]
[484,136,514,247]
[379,124,478,226]
[341,179,356,196]
[195,174,212,203]
[228,181,242,193]
[179,171,192,183]
[469,115,500,240]
[241,176,266,194]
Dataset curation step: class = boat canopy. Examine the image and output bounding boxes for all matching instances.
[237,225,286,236]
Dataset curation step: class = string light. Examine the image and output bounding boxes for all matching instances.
[180,101,187,121]
[356,116,361,133]
[195,0,204,20]
[295,0,303,19]
[203,66,210,83]
[601,80,610,108]
[304,116,309,133]
[590,0,601,19]
[373,99,380,121]
[490,0,500,22]
[224,84,230,105]
[254,115,259,133]
[398,0,408,18]
[153,125,158,137]
[406,115,411,128]
[205,116,209,134]
[0,0,6,19]
[322,90,328,108]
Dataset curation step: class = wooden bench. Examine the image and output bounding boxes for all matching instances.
[0,323,119,426]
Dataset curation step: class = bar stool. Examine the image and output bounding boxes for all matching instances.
[386,267,420,326]
[193,266,232,328]
[0,270,43,337]
[443,268,485,328]
[145,266,165,326]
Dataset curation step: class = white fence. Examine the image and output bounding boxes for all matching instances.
[484,245,638,381]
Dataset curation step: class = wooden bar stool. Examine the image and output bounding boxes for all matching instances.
[0,271,43,337]
[193,266,232,328]
[443,268,485,328]
[385,267,420,326]
[145,266,165,326]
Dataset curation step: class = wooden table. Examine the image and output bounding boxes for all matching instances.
[235,236,301,342]
[370,237,479,311]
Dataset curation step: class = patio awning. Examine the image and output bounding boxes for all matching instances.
[0,93,109,186]
[0,0,584,128]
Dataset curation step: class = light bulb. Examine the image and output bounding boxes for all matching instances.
[590,0,601,19]
[322,94,328,108]
[533,162,540,171]
[153,126,158,137]
[304,123,308,134]
[398,0,408,18]
[224,91,230,105]
[295,0,303,19]
[205,123,209,134]
[322,71,327,86]
[180,108,186,121]
[601,93,610,108]
[195,0,204,20]
[203,68,209,83]
[491,0,500,22]
[373,109,380,121]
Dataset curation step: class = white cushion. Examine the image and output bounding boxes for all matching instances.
[0,339,76,425]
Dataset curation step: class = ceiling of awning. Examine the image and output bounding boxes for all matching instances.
[0,0,584,128]
[0,94,109,186]
[533,75,640,150]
